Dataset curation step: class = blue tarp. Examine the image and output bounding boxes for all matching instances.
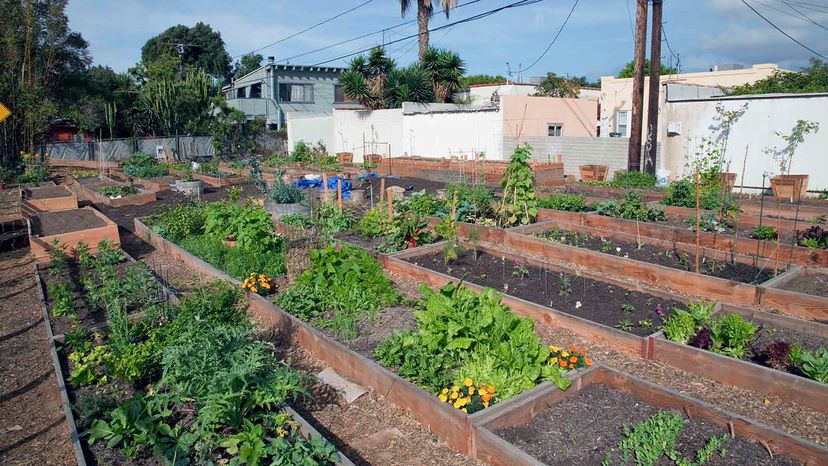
[294,176,353,200]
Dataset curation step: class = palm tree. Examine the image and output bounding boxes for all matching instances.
[400,0,459,63]
[420,46,465,102]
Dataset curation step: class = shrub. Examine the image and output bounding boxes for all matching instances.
[750,224,777,240]
[610,170,656,188]
[663,178,722,210]
[120,152,169,179]
[537,193,586,212]
[152,204,207,242]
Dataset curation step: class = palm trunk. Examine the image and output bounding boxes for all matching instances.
[417,1,430,63]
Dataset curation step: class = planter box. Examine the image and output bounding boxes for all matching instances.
[29,207,120,262]
[194,173,250,187]
[375,157,565,188]
[133,218,586,457]
[721,172,737,191]
[22,185,77,212]
[474,365,828,466]
[579,164,608,182]
[771,174,809,200]
[67,176,156,207]
[336,152,354,163]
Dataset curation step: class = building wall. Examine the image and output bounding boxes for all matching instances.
[504,136,632,179]
[402,103,503,160]
[662,94,828,190]
[333,108,404,163]
[467,83,535,104]
[286,114,334,154]
[599,64,780,145]
[501,96,597,139]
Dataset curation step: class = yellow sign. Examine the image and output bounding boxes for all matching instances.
[0,102,10,123]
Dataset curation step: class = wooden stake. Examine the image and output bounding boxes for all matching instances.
[322,172,328,198]
[386,188,394,221]
[337,178,343,213]
[739,145,749,197]
[379,177,386,202]
[451,190,458,223]
[695,166,701,274]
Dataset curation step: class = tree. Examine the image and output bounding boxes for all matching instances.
[570,75,600,88]
[533,73,580,98]
[233,54,263,78]
[399,0,459,63]
[210,99,264,156]
[617,59,678,78]
[138,67,213,136]
[729,59,828,95]
[141,23,231,78]
[459,74,507,88]
[420,46,465,101]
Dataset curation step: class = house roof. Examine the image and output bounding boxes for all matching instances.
[225,63,346,89]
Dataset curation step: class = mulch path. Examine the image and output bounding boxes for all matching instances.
[0,249,74,465]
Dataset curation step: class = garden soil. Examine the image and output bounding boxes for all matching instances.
[0,249,74,465]
[780,273,828,298]
[23,186,72,200]
[496,383,799,466]
[31,208,105,236]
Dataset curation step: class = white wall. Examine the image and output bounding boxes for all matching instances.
[662,94,828,190]
[286,114,333,153]
[333,108,403,163]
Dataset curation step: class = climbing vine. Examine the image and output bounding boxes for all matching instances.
[498,144,538,227]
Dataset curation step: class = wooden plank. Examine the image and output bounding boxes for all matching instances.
[29,207,121,262]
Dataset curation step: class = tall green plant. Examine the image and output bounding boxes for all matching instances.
[498,144,537,226]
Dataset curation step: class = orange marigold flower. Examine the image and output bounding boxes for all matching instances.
[569,356,578,363]
[580,349,586,356]
[569,344,577,352]
[559,360,567,367]
[488,386,495,393]
[585,358,593,366]
[569,364,575,369]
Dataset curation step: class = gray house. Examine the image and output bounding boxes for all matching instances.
[221,58,361,128]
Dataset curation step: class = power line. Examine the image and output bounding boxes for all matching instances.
[310,0,544,67]
[661,23,680,74]
[232,0,376,59]
[782,0,828,13]
[516,0,578,73]
[276,0,484,64]
[740,0,828,60]
[625,0,635,40]
[781,0,828,31]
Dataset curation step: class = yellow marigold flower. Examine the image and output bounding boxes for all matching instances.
[488,385,495,393]
[482,401,489,408]
[453,399,463,409]
[550,357,558,364]
[451,385,459,393]
[441,388,448,394]
[450,392,458,400]
[463,378,473,387]
[461,408,467,413]
[561,351,569,358]
[439,394,448,402]
[478,387,487,396]
[250,287,258,293]
[549,345,561,352]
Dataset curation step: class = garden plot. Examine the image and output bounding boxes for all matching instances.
[480,367,820,465]
[68,175,156,207]
[766,267,828,299]
[22,184,77,212]
[28,207,120,261]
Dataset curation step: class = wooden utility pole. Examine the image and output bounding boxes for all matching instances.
[644,0,663,176]
[627,0,648,172]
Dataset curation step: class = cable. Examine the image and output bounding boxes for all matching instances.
[515,0,578,73]
[781,0,828,31]
[662,24,681,74]
[276,0,483,64]
[625,0,635,40]
[740,0,828,60]
[233,0,376,59]
[310,0,544,67]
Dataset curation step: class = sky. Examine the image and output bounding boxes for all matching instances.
[66,0,828,80]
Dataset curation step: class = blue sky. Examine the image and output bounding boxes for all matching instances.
[66,0,828,80]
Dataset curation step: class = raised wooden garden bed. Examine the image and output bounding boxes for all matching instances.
[22,185,77,212]
[765,266,828,299]
[376,157,564,188]
[66,176,156,207]
[109,171,176,192]
[474,365,828,466]
[659,203,804,233]
[28,207,120,262]
[194,172,250,187]
[134,217,588,457]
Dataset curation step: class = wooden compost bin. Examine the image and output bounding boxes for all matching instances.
[134,218,585,457]
[22,185,77,212]
[28,207,120,262]
[649,303,828,414]
[474,365,828,466]
[578,164,608,182]
[67,176,156,207]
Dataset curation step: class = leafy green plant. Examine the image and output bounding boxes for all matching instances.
[151,204,207,242]
[662,301,715,344]
[610,170,657,188]
[268,181,305,204]
[395,191,445,218]
[380,215,433,252]
[356,205,394,238]
[73,241,94,269]
[688,212,730,233]
[592,192,665,222]
[616,319,633,331]
[664,178,722,211]
[120,152,169,179]
[95,239,124,266]
[620,303,636,314]
[48,239,67,275]
[204,202,278,249]
[497,144,538,226]
[790,346,828,383]
[709,314,757,358]
[537,193,586,212]
[48,282,76,318]
[798,226,828,249]
[88,395,177,460]
[99,185,140,198]
[312,202,355,238]
[750,224,777,240]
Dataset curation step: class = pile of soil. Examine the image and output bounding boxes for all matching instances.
[534,228,781,284]
[31,209,105,236]
[24,186,73,200]
[407,249,683,336]
[495,383,798,466]
[780,274,828,298]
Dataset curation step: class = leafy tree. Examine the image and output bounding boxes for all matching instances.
[141,22,231,78]
[399,0,459,62]
[210,99,265,156]
[459,74,507,88]
[138,67,214,136]
[233,53,263,78]
[421,47,465,102]
[617,59,678,78]
[533,72,580,98]
[729,59,828,95]
[570,75,600,88]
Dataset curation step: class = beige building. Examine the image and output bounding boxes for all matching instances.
[599,64,781,141]
[501,95,597,139]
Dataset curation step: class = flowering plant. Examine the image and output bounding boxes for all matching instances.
[438,378,496,413]
[19,151,50,183]
[241,273,274,295]
[548,344,592,371]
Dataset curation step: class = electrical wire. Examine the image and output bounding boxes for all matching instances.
[661,23,680,74]
[625,0,635,40]
[276,0,484,64]
[781,0,828,31]
[740,0,828,60]
[232,0,376,59]
[310,0,544,67]
[515,0,578,73]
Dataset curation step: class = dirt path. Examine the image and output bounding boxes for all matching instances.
[0,249,74,465]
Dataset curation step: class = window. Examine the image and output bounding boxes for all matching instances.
[334,84,354,103]
[278,83,314,103]
[547,123,563,137]
[249,83,262,98]
[616,110,630,137]
[236,87,246,99]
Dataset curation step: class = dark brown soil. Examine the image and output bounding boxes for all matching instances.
[534,228,781,284]
[407,249,683,336]
[354,176,447,205]
[31,208,105,236]
[0,249,75,465]
[335,230,389,253]
[23,186,73,200]
[319,305,418,359]
[747,319,828,379]
[495,383,799,466]
[779,274,828,298]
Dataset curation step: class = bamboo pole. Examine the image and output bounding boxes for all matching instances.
[739,145,749,197]
[337,178,343,213]
[695,166,701,274]
[322,172,328,199]
[451,190,458,224]
[379,177,386,202]
[386,188,394,221]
